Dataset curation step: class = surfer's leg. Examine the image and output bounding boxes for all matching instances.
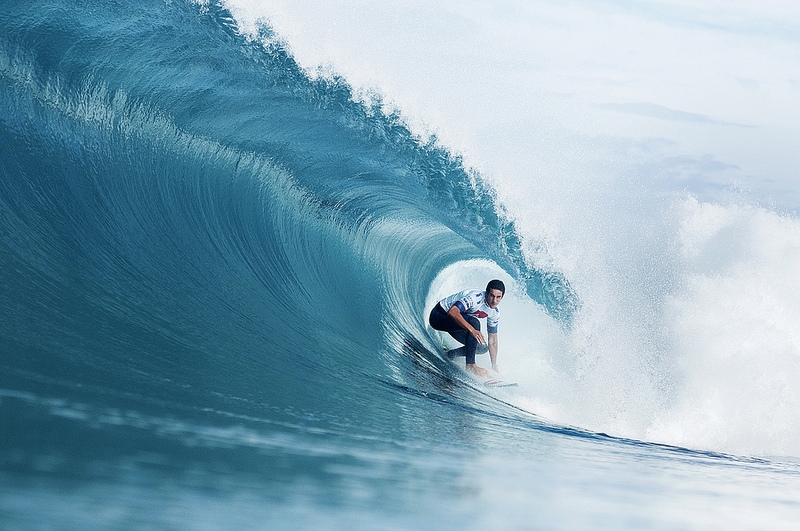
[445,328,469,352]
[461,316,481,365]
[446,338,488,359]
[447,346,465,358]
[429,306,483,363]
[429,305,458,331]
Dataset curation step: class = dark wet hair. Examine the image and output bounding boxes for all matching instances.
[486,279,505,295]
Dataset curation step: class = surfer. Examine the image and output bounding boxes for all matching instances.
[429,280,504,378]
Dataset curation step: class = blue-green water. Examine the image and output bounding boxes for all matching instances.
[2,1,800,528]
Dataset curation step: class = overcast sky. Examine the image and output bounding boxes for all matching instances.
[226,0,800,210]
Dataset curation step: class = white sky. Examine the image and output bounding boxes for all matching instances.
[225,0,800,210]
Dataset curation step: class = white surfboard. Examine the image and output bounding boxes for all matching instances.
[482,377,518,388]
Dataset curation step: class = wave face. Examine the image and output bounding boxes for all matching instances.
[4,1,800,528]
[0,0,574,414]
[0,0,577,524]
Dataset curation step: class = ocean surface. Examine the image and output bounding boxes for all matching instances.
[3,1,800,528]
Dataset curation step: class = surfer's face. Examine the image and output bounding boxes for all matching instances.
[485,288,504,309]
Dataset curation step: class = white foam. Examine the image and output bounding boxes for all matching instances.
[647,199,800,455]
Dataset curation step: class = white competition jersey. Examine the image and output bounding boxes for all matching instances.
[438,289,500,333]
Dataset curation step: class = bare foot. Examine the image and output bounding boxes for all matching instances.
[466,364,490,379]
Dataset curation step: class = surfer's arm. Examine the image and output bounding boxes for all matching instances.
[488,333,498,371]
[447,304,485,344]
